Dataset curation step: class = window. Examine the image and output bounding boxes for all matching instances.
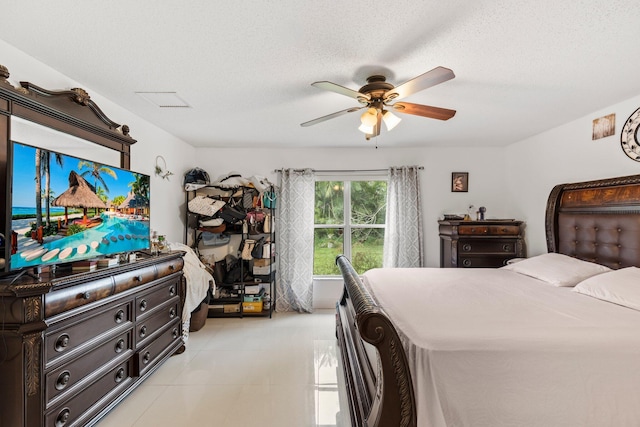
[314,179,387,275]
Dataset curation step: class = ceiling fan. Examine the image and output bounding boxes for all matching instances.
[301,66,456,140]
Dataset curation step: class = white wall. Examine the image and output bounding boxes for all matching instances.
[505,93,640,257]
[196,145,512,307]
[1,40,195,242]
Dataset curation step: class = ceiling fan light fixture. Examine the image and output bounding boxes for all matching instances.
[358,123,374,134]
[360,107,378,127]
[382,110,401,131]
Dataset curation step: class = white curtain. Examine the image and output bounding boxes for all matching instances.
[383,166,424,268]
[275,168,316,312]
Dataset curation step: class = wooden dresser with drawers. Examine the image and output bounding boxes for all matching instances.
[0,251,184,427]
[439,220,526,268]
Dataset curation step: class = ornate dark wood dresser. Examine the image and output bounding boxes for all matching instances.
[0,252,184,427]
[439,219,526,267]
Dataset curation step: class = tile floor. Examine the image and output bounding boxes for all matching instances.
[97,309,351,427]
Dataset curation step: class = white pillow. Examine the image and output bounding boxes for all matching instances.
[500,252,611,287]
[573,267,640,310]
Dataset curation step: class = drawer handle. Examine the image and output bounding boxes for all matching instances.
[55,371,71,391]
[143,351,151,364]
[55,408,71,427]
[172,327,179,339]
[169,285,176,296]
[462,244,472,252]
[135,275,143,282]
[140,299,148,311]
[139,325,147,338]
[114,309,125,323]
[55,334,70,352]
[503,244,512,252]
[115,339,125,353]
[82,291,91,300]
[114,367,125,383]
[169,307,176,318]
[169,264,175,271]
[470,228,475,232]
[462,259,472,267]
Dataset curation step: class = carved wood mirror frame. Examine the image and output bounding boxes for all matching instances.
[0,63,136,272]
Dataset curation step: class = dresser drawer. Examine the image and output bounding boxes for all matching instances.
[112,265,157,294]
[458,225,520,235]
[45,360,132,427]
[45,276,114,317]
[45,301,133,366]
[136,298,180,349]
[135,319,181,377]
[45,330,133,408]
[458,255,513,268]
[459,239,517,254]
[135,278,179,320]
[156,257,184,279]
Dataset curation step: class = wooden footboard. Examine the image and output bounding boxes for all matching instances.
[335,255,416,427]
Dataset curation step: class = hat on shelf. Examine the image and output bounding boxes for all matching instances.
[184,167,211,191]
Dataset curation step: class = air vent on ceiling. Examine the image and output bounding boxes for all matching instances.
[135,92,190,108]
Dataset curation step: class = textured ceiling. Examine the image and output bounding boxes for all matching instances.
[1,1,639,149]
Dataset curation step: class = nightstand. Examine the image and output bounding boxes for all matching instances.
[439,220,526,268]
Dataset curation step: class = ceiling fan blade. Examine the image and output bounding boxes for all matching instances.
[384,66,455,102]
[300,106,364,127]
[392,102,456,121]
[312,81,371,103]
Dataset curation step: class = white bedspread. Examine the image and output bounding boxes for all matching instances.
[362,268,640,427]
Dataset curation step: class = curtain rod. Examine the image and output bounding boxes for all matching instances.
[274,167,423,173]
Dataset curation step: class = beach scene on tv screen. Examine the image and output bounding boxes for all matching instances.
[10,141,150,270]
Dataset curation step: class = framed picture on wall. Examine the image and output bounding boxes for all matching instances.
[452,172,468,192]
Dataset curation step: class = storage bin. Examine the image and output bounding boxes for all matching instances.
[189,301,208,332]
[253,258,272,267]
[252,265,271,275]
[242,301,263,312]
[244,294,263,303]
[223,303,241,313]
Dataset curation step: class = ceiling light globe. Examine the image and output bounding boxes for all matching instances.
[382,110,402,131]
[361,108,378,127]
[358,123,374,134]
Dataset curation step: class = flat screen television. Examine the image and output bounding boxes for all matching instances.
[8,141,150,272]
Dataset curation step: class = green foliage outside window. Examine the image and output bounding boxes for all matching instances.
[314,180,387,275]
[314,181,344,224]
[314,228,343,275]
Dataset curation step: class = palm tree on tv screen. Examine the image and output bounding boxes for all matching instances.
[33,149,64,231]
[78,160,117,193]
[130,173,150,204]
[41,150,64,227]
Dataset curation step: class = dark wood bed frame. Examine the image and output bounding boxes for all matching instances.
[336,174,640,427]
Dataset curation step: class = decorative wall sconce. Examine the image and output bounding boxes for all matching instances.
[154,155,174,180]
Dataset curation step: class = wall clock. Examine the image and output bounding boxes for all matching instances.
[621,107,640,161]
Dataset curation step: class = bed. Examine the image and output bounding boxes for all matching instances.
[335,174,640,427]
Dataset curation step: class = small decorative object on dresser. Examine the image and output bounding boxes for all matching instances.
[439,219,526,267]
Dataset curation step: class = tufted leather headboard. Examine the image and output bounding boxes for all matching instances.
[546,174,640,269]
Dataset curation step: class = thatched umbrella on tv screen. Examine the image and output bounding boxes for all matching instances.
[53,170,107,224]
